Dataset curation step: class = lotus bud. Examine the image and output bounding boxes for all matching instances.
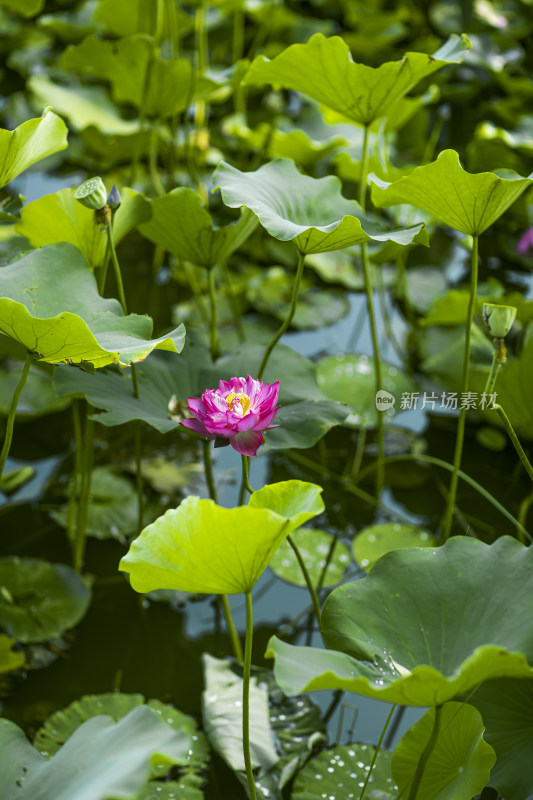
[482,303,517,339]
[107,184,122,211]
[74,177,108,211]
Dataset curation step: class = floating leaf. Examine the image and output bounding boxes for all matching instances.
[0,243,185,367]
[15,188,151,269]
[292,743,397,799]
[269,529,349,588]
[262,400,352,452]
[139,188,258,268]
[34,692,209,794]
[370,150,533,236]
[243,33,469,125]
[469,678,533,800]
[391,702,495,800]
[316,353,416,428]
[120,481,323,595]
[0,556,91,643]
[266,537,533,706]
[214,159,428,255]
[0,706,190,800]
[0,635,24,674]
[0,109,68,189]
[202,654,278,773]
[352,523,436,570]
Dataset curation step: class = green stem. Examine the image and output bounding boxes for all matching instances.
[359,704,396,800]
[287,535,321,626]
[407,705,443,800]
[148,125,165,196]
[359,124,370,211]
[257,251,305,380]
[0,351,31,482]
[134,423,144,533]
[346,424,367,479]
[207,268,220,361]
[222,594,244,664]
[442,235,479,540]
[74,410,94,572]
[241,454,254,496]
[99,235,111,295]
[203,442,243,663]
[107,222,128,315]
[66,400,83,545]
[221,260,245,342]
[495,405,533,484]
[483,348,503,398]
[243,590,257,800]
[182,260,210,326]
[232,5,245,62]
[518,491,533,544]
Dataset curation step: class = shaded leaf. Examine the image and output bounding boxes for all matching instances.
[243,33,469,125]
[0,109,68,189]
[262,400,352,452]
[266,537,533,706]
[292,743,397,799]
[0,556,91,643]
[391,702,495,800]
[214,159,428,255]
[0,243,185,367]
[370,150,533,236]
[0,363,69,418]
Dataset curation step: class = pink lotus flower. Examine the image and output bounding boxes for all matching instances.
[180,376,280,457]
[517,227,533,256]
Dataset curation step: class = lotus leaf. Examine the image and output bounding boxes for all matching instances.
[369,150,533,236]
[266,537,533,706]
[214,159,428,255]
[0,242,185,367]
[243,33,469,126]
[0,634,24,674]
[352,523,436,570]
[269,529,350,588]
[120,481,323,594]
[0,556,91,643]
[391,702,495,800]
[0,109,68,189]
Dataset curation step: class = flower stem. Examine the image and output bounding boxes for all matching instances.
[407,705,443,800]
[257,251,305,380]
[483,349,502,397]
[495,405,533,484]
[287,534,321,627]
[243,590,258,800]
[240,454,255,499]
[74,409,94,572]
[0,351,31,482]
[106,222,128,316]
[207,268,220,361]
[203,441,243,663]
[66,399,83,546]
[441,235,479,540]
[359,704,396,800]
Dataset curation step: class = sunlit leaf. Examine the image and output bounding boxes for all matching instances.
[370,149,533,235]
[391,702,495,800]
[139,188,258,268]
[214,159,428,255]
[0,556,91,643]
[243,33,469,125]
[0,243,185,367]
[0,635,24,675]
[120,481,323,595]
[0,109,68,189]
[266,537,533,706]
[352,523,436,570]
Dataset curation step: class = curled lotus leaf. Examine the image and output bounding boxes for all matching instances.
[0,109,68,189]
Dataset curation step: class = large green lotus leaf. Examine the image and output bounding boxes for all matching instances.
[0,720,43,800]
[120,483,323,594]
[261,400,352,452]
[0,557,91,643]
[62,35,202,118]
[93,0,193,38]
[370,150,533,236]
[243,33,469,126]
[0,109,68,189]
[292,743,397,799]
[29,75,140,136]
[469,678,533,800]
[0,634,24,674]
[34,692,209,793]
[391,702,495,800]
[0,243,185,367]
[214,159,428,255]
[139,188,258,268]
[266,537,533,706]
[269,529,350,588]
[352,523,436,570]
[15,188,151,269]
[202,654,278,773]
[316,353,417,428]
[0,363,68,418]
[0,706,190,800]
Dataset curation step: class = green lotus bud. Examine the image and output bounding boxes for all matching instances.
[482,303,517,338]
[74,177,108,211]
